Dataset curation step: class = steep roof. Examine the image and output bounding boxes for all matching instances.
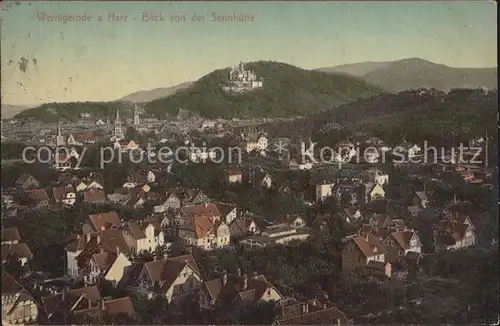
[181,203,221,219]
[143,254,200,292]
[2,227,21,243]
[350,234,386,258]
[89,212,122,231]
[2,272,24,295]
[2,242,33,260]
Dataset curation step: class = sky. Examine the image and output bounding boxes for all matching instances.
[1,1,497,105]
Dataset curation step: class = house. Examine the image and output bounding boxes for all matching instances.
[274,298,349,325]
[41,286,134,324]
[2,241,33,267]
[249,167,272,189]
[2,227,21,245]
[114,140,140,152]
[152,191,181,213]
[176,203,221,226]
[84,211,123,233]
[175,188,210,207]
[363,182,385,203]
[408,144,422,159]
[412,191,429,209]
[52,185,76,206]
[341,234,386,274]
[276,214,306,229]
[24,188,50,208]
[2,272,40,325]
[225,168,243,184]
[363,168,389,186]
[229,218,258,239]
[124,254,203,304]
[104,253,132,285]
[178,215,230,250]
[245,133,268,153]
[434,213,476,251]
[15,173,40,190]
[82,189,107,204]
[288,155,313,170]
[67,133,96,145]
[381,230,422,263]
[199,271,284,310]
[77,229,132,285]
[41,285,102,323]
[122,220,164,254]
[315,182,334,203]
[75,182,88,192]
[215,202,238,225]
[240,225,310,250]
[2,227,33,266]
[340,207,362,223]
[86,180,104,190]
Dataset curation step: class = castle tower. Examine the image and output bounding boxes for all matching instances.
[114,109,123,139]
[133,103,140,126]
[56,123,65,146]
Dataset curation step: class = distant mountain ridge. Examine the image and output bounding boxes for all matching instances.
[317,58,497,92]
[119,82,193,102]
[144,60,384,119]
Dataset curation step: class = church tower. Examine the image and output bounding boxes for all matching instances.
[114,109,123,139]
[133,103,140,126]
[56,123,65,146]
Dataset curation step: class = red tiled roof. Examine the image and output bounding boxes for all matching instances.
[2,272,24,295]
[25,188,50,203]
[83,189,107,203]
[53,185,75,202]
[89,212,122,231]
[350,234,386,258]
[2,243,33,260]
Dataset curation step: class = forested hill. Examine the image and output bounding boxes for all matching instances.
[265,88,498,147]
[14,101,133,123]
[144,61,384,119]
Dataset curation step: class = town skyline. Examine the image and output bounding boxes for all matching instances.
[1,1,497,106]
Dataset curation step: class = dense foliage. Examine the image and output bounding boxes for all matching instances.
[145,61,383,119]
[14,101,133,123]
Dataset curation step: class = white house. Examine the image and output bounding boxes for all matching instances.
[122,221,165,254]
[178,216,231,251]
[315,182,334,202]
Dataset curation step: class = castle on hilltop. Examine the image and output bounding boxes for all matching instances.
[222,61,263,93]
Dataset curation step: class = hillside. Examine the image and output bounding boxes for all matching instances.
[316,61,393,77]
[1,104,34,119]
[144,61,384,119]
[14,101,133,123]
[119,81,193,102]
[318,58,497,93]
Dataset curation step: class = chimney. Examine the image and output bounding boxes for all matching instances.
[222,270,227,286]
[62,286,68,302]
[237,267,241,276]
[153,255,157,261]
[242,273,248,290]
[204,203,208,208]
[101,300,106,311]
